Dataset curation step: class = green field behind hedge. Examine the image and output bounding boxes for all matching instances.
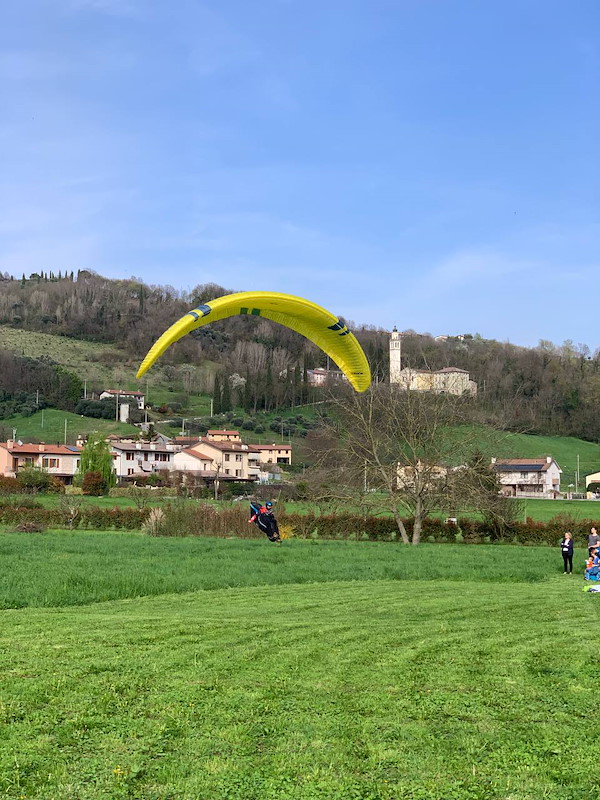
[1,533,598,800]
[8,492,600,524]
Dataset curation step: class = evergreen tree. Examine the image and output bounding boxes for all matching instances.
[302,358,309,404]
[213,374,222,414]
[221,374,232,413]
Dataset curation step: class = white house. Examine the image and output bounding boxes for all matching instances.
[173,447,215,474]
[253,443,292,466]
[99,389,145,410]
[491,457,562,497]
[110,440,175,478]
[307,368,346,387]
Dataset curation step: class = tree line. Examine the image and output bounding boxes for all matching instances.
[1,271,600,438]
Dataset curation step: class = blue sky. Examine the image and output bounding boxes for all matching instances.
[1,0,599,346]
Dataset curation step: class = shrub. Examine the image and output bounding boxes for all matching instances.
[254,424,265,433]
[0,476,22,494]
[48,477,66,494]
[16,466,52,493]
[82,471,107,496]
[65,485,83,495]
[14,522,46,533]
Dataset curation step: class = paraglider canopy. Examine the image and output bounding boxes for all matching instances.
[136,291,371,392]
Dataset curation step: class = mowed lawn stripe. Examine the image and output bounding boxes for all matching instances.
[0,532,588,609]
[0,580,598,799]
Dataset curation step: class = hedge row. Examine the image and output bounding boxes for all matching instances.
[0,504,148,530]
[1,502,598,545]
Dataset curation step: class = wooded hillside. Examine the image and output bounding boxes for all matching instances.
[0,271,598,441]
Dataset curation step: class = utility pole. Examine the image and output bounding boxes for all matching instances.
[576,454,580,492]
[41,409,44,429]
[84,380,87,400]
[210,398,214,416]
[64,419,67,444]
[36,389,39,406]
[181,418,187,436]
[115,392,119,422]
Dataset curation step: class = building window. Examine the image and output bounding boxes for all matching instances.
[155,453,169,461]
[235,469,242,477]
[126,452,135,461]
[42,458,59,469]
[224,454,230,462]
[127,468,134,475]
[235,454,242,462]
[225,468,230,475]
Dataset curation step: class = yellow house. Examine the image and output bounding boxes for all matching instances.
[585,471,600,499]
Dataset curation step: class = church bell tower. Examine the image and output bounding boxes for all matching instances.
[389,327,402,384]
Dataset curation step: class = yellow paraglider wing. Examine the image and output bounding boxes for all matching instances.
[136,291,371,392]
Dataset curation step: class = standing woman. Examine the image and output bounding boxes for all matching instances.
[560,531,574,574]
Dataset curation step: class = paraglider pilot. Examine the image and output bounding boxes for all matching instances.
[249,501,281,543]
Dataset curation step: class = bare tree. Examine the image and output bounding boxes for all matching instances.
[309,385,503,545]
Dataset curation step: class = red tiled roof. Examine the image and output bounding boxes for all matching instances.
[253,444,292,450]
[199,438,260,453]
[102,389,144,396]
[179,448,213,461]
[0,442,81,455]
[207,429,240,436]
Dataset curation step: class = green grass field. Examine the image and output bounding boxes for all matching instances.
[12,493,600,525]
[3,408,139,444]
[1,533,598,799]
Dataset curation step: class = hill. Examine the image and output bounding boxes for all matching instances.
[451,426,600,488]
[2,408,139,444]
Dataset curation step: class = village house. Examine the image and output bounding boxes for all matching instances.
[253,443,292,466]
[173,447,217,475]
[0,441,81,484]
[307,368,346,387]
[585,471,600,499]
[491,457,562,498]
[99,389,145,409]
[188,437,261,481]
[109,440,176,479]
[206,429,241,442]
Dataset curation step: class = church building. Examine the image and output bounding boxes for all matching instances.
[389,328,477,396]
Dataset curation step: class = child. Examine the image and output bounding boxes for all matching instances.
[585,547,600,581]
[560,531,574,574]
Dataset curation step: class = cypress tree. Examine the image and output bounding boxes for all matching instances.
[221,374,232,413]
[213,374,222,415]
